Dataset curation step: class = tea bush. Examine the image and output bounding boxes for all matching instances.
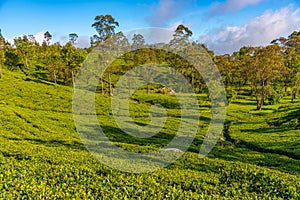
[0,70,299,199]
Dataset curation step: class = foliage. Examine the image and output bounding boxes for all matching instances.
[0,14,300,199]
[0,69,299,199]
[91,14,119,45]
[225,86,237,104]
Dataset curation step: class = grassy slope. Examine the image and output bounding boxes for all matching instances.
[0,69,299,199]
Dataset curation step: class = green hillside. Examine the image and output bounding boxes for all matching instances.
[0,69,299,199]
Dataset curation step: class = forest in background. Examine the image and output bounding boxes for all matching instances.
[0,14,299,111]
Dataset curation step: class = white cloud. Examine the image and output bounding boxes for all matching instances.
[6,31,46,45]
[153,21,185,43]
[200,6,300,55]
[58,35,69,46]
[33,32,46,44]
[76,36,90,48]
[125,21,185,46]
[6,38,14,45]
[57,35,90,48]
[210,0,263,15]
[147,0,191,27]
[168,21,184,31]
[6,32,90,48]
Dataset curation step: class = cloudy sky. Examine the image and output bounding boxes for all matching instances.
[0,0,299,54]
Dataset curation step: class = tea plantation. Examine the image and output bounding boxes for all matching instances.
[0,70,299,199]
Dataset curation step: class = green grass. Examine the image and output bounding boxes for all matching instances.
[223,95,300,169]
[0,69,299,199]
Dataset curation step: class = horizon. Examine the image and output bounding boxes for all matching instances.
[0,0,299,54]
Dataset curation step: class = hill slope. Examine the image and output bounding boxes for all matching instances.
[0,70,299,199]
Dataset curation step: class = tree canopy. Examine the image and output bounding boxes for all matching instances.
[0,15,299,110]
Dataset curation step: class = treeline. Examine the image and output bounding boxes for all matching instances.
[0,30,88,86]
[214,32,300,110]
[0,14,299,110]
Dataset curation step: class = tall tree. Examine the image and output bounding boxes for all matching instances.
[273,31,300,102]
[173,24,192,39]
[69,33,78,46]
[286,47,300,102]
[236,47,256,89]
[131,33,145,50]
[43,31,52,45]
[90,14,119,95]
[62,42,87,88]
[107,32,130,95]
[129,33,146,91]
[14,35,37,76]
[45,43,63,84]
[170,24,193,47]
[214,54,236,86]
[91,14,119,45]
[249,45,286,110]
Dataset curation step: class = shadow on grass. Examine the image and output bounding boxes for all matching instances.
[224,121,300,160]
[232,101,257,106]
[1,151,32,160]
[4,137,86,150]
[209,147,300,175]
[267,108,300,127]
[79,122,207,155]
[83,124,175,147]
[24,77,58,86]
[241,125,295,134]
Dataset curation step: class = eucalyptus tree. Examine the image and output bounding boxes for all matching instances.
[90,14,121,95]
[214,54,234,86]
[286,47,300,102]
[62,42,87,88]
[249,45,286,110]
[14,35,38,76]
[167,24,198,92]
[45,43,63,84]
[172,24,192,41]
[103,31,130,95]
[90,14,117,92]
[91,14,119,46]
[43,31,52,45]
[69,33,79,46]
[128,33,146,92]
[131,33,145,50]
[273,31,300,102]
[235,47,256,89]
[96,31,130,95]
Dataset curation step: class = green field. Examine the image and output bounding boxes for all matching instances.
[0,69,300,199]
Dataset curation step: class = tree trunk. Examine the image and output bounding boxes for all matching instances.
[284,85,288,96]
[292,83,297,103]
[108,72,113,96]
[257,102,262,110]
[147,84,150,94]
[25,56,30,71]
[256,98,262,111]
[292,90,296,103]
[71,69,75,90]
[0,64,2,79]
[101,79,104,95]
[258,81,265,110]
[192,73,194,86]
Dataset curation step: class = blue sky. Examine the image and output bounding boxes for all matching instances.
[0,0,299,54]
